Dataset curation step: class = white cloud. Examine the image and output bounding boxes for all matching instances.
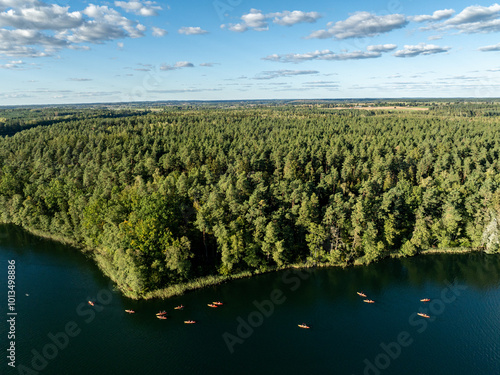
[262,45,396,63]
[394,43,451,58]
[440,4,500,34]
[270,10,321,26]
[63,4,146,43]
[254,70,319,80]
[0,0,38,12]
[479,43,500,51]
[114,0,162,17]
[200,62,216,67]
[0,4,83,29]
[152,26,167,37]
[428,35,442,40]
[178,26,208,35]
[307,12,408,39]
[160,61,195,71]
[224,8,321,32]
[446,4,500,25]
[68,77,92,81]
[0,1,149,57]
[411,9,455,22]
[367,44,397,52]
[0,28,67,57]
[0,59,24,69]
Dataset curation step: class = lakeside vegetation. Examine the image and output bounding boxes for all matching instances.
[1,100,499,298]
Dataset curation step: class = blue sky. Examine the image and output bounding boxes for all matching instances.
[1,0,500,104]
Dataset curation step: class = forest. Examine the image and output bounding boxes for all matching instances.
[1,100,499,298]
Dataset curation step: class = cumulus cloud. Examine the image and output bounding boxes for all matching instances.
[254,69,319,80]
[0,0,149,57]
[0,59,25,69]
[264,50,382,63]
[223,8,321,32]
[0,28,68,57]
[367,44,397,52]
[178,26,208,35]
[411,9,455,22]
[152,26,167,37]
[307,12,407,39]
[394,43,451,58]
[443,4,500,34]
[446,4,500,25]
[114,0,161,16]
[479,43,500,51]
[270,10,322,26]
[0,4,83,29]
[62,5,146,43]
[160,61,194,71]
[263,45,396,63]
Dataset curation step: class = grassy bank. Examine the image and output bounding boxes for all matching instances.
[0,221,487,300]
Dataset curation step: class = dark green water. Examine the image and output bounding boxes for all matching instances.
[1,224,499,375]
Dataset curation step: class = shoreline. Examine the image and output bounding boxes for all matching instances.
[0,222,485,300]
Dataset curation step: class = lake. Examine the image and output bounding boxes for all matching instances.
[1,224,499,375]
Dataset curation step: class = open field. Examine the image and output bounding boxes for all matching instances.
[329,106,429,111]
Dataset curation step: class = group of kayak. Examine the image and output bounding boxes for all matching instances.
[87,300,197,323]
[155,306,195,323]
[122,302,225,324]
[357,292,433,318]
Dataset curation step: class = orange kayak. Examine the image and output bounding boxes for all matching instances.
[417,313,430,318]
[125,310,135,314]
[174,305,184,310]
[363,300,375,303]
[184,320,196,324]
[157,315,167,320]
[420,299,431,302]
[88,301,95,306]
[213,301,223,306]
[298,324,310,329]
[156,311,167,316]
[357,292,367,297]
[208,304,218,308]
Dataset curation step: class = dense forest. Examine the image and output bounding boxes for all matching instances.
[1,101,499,297]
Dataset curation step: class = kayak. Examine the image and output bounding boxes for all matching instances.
[298,324,310,329]
[88,301,95,306]
[174,305,184,310]
[357,292,367,297]
[184,320,196,324]
[213,301,223,306]
[208,304,218,308]
[157,315,167,320]
[420,299,431,302]
[125,310,135,314]
[156,311,167,316]
[417,313,430,318]
[363,300,375,303]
